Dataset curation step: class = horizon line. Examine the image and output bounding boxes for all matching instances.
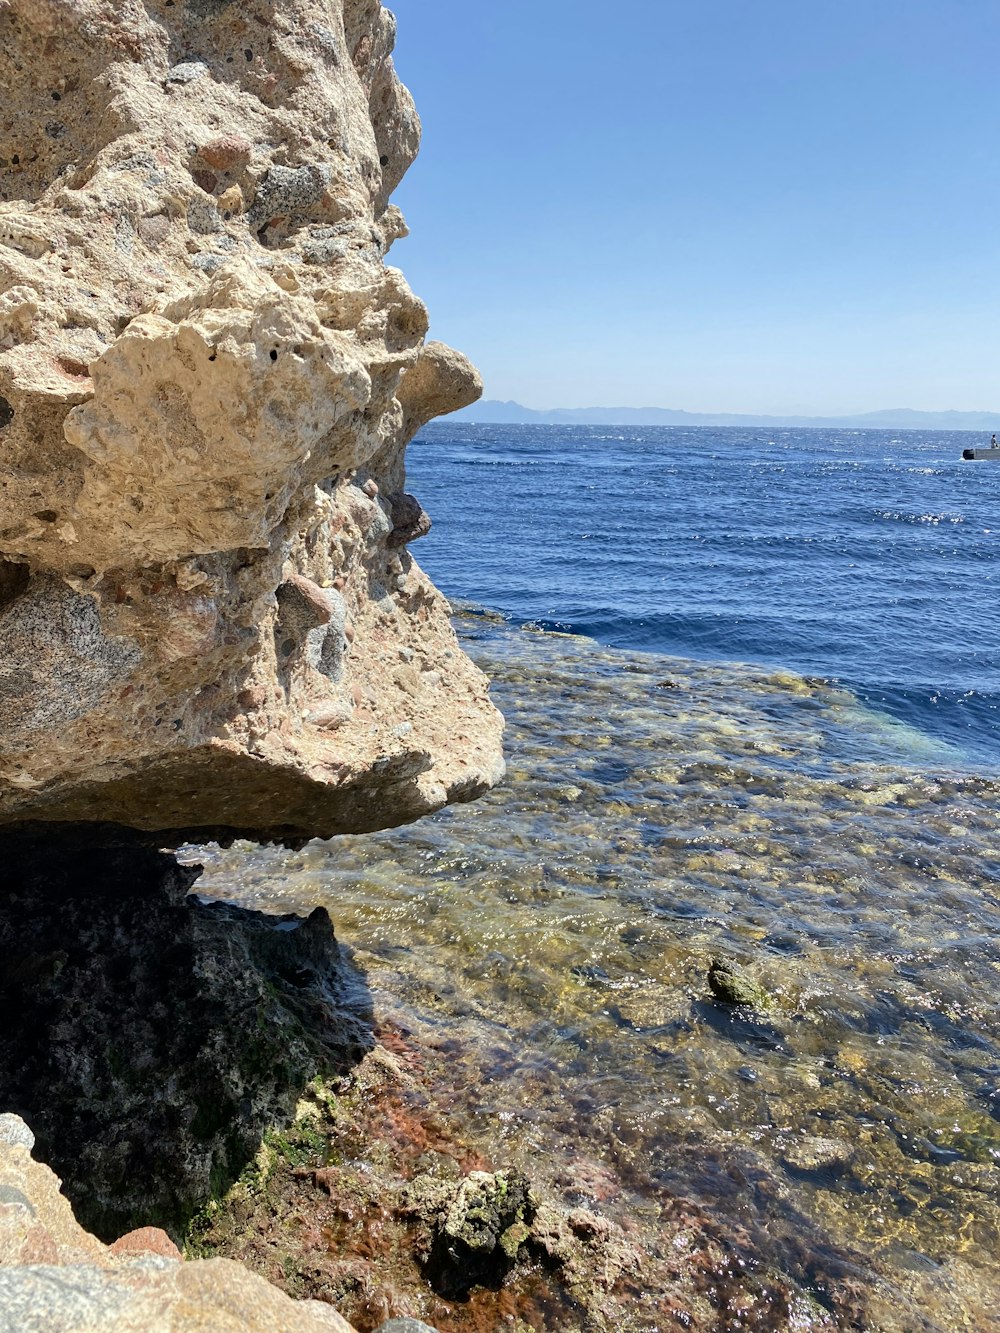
[470,399,1000,418]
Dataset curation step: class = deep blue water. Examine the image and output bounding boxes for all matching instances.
[409,424,1000,770]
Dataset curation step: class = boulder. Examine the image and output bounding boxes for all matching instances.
[0,0,503,842]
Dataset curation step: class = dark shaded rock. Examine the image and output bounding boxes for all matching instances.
[0,823,374,1242]
[0,560,29,611]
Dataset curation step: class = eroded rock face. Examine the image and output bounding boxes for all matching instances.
[0,0,503,841]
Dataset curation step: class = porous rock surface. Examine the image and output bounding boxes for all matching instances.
[0,1114,358,1333]
[0,0,503,841]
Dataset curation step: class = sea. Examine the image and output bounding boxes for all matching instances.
[411,424,1000,771]
[198,426,1000,1330]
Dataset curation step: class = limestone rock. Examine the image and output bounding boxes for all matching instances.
[0,0,502,841]
[0,1114,359,1333]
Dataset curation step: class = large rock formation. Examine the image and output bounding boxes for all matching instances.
[0,0,503,842]
[0,823,377,1243]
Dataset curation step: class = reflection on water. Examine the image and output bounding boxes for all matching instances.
[194,614,1000,1330]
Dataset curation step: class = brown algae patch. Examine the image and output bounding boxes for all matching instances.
[192,617,1000,1331]
[187,1032,839,1332]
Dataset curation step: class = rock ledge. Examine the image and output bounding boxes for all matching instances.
[0,0,503,841]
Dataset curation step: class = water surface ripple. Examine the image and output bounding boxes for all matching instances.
[200,618,1000,1330]
[198,427,1000,1329]
[410,425,1000,769]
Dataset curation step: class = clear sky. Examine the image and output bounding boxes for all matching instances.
[389,0,1000,415]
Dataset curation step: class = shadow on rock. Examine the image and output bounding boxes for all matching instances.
[0,823,374,1243]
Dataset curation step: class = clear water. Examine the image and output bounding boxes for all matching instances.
[410,425,1000,770]
[196,426,1000,1330]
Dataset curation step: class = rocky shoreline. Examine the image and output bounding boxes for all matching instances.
[3,2,994,1330]
[184,1000,843,1333]
[0,834,838,1332]
[0,0,513,1324]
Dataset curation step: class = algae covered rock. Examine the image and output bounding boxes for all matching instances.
[707,956,773,1010]
[411,1169,536,1298]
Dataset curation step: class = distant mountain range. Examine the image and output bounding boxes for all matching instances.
[449,401,1000,431]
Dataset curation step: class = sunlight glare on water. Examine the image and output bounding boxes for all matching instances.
[196,426,1000,1330]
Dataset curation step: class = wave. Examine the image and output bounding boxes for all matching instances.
[871,509,967,525]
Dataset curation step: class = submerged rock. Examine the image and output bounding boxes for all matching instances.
[0,0,503,843]
[780,1134,854,1174]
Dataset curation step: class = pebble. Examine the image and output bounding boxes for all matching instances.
[362,479,379,498]
[199,134,252,172]
[307,705,351,731]
[166,61,209,84]
[218,185,243,216]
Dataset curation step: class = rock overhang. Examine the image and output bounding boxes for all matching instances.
[0,0,504,843]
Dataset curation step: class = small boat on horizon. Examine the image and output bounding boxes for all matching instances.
[963,436,1000,460]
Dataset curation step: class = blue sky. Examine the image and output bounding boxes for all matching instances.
[390,1,1000,414]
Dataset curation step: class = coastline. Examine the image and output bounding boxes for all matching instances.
[190,612,1000,1332]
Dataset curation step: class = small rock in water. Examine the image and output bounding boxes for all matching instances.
[781,1134,853,1173]
[707,957,773,1010]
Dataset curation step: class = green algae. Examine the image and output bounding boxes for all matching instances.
[191,618,1000,1331]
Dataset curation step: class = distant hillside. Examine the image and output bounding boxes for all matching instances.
[449,401,1000,431]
